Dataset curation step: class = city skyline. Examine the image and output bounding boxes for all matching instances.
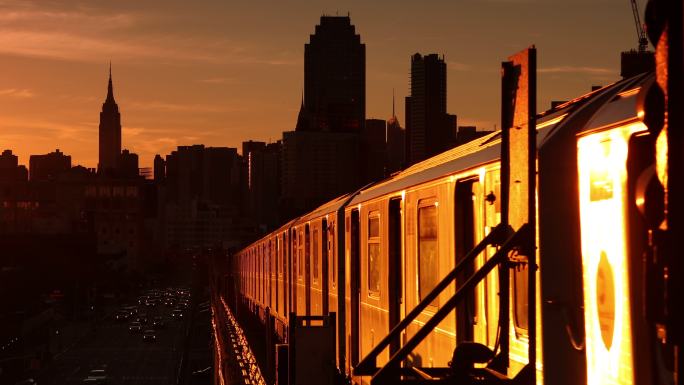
[1,0,642,168]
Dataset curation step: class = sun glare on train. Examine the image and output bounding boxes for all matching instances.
[577,121,646,385]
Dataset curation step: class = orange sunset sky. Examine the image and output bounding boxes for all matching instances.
[0,0,640,169]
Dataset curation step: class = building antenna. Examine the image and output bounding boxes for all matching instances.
[392,88,395,117]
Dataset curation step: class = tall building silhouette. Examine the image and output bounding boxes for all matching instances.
[98,65,122,174]
[281,15,365,219]
[301,15,365,132]
[405,53,456,165]
[386,93,405,173]
[29,149,71,181]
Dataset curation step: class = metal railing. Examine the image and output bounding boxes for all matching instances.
[354,223,533,385]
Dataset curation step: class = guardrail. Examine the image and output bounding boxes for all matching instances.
[213,296,266,385]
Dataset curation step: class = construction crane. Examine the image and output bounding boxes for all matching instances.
[630,0,649,52]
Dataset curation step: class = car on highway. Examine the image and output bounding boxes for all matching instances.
[152,316,165,329]
[192,366,212,377]
[136,313,148,324]
[115,311,129,322]
[84,369,109,384]
[171,309,184,319]
[128,321,142,333]
[14,378,37,385]
[143,329,156,342]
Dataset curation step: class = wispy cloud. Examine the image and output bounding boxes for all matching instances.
[0,3,298,67]
[199,77,236,84]
[447,61,471,71]
[0,88,35,98]
[539,66,613,75]
[127,100,240,113]
[0,116,96,140]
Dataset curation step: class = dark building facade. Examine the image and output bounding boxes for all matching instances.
[454,126,493,146]
[161,145,245,249]
[386,112,405,174]
[119,149,139,178]
[361,118,387,184]
[242,141,282,231]
[0,150,28,183]
[98,67,122,175]
[405,53,457,165]
[301,15,365,132]
[29,149,71,181]
[153,154,166,182]
[281,130,359,219]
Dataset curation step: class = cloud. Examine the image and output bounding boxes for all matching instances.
[0,116,96,140]
[447,61,471,71]
[539,66,613,75]
[199,77,236,84]
[127,100,239,113]
[0,3,299,67]
[0,88,35,98]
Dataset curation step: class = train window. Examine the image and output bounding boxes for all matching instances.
[282,234,287,277]
[329,223,336,287]
[513,264,529,331]
[299,230,304,278]
[313,228,319,282]
[305,227,310,281]
[277,237,281,277]
[418,202,439,302]
[368,213,381,297]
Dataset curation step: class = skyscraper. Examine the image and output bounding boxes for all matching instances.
[98,65,122,174]
[281,15,365,219]
[386,93,405,173]
[405,53,456,165]
[302,15,365,132]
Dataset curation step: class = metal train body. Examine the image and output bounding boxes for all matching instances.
[232,72,657,385]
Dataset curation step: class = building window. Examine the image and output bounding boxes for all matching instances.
[418,202,438,302]
[368,213,381,297]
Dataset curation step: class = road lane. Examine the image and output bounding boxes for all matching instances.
[38,300,192,385]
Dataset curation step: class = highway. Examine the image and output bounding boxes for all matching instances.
[36,302,190,384]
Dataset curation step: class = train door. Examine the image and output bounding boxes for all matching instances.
[305,224,312,316]
[388,197,403,355]
[284,231,289,318]
[577,123,645,384]
[268,240,273,311]
[482,170,501,347]
[322,218,329,315]
[455,177,480,344]
[350,208,361,366]
[276,237,280,316]
[291,229,297,315]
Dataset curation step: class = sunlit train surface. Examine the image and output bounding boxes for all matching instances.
[218,71,674,385]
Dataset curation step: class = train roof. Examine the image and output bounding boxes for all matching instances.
[347,72,652,207]
[295,192,353,224]
[581,72,651,134]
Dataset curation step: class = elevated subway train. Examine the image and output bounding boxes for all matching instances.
[230,72,668,385]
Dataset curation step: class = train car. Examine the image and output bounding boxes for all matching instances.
[230,71,665,385]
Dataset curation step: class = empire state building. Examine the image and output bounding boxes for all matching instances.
[98,66,122,174]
